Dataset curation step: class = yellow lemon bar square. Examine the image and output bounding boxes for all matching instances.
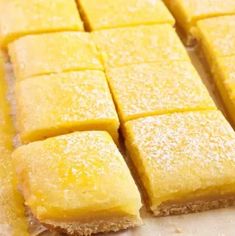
[106,61,216,122]
[0,62,28,235]
[93,24,189,69]
[124,110,235,216]
[196,15,235,66]
[211,56,235,126]
[15,71,119,144]
[0,0,83,47]
[8,32,103,81]
[0,59,8,128]
[164,0,235,45]
[13,131,142,235]
[78,0,174,31]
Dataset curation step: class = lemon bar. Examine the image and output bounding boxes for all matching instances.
[93,24,189,69]
[124,110,235,215]
[196,15,235,66]
[0,63,28,235]
[106,61,216,122]
[211,56,235,126]
[13,131,142,235]
[15,71,119,144]
[164,0,235,45]
[8,32,103,81]
[0,0,83,47]
[78,0,174,31]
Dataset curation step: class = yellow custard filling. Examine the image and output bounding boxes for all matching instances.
[13,131,142,221]
[106,61,216,122]
[15,71,119,144]
[124,111,235,213]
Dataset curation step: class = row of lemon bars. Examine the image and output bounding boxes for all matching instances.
[1,0,235,235]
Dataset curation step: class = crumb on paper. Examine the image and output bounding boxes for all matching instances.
[174,226,182,234]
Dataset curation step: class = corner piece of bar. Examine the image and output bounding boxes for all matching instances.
[124,110,235,216]
[0,0,84,47]
[163,0,235,46]
[12,131,142,235]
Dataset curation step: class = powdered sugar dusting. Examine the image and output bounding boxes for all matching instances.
[125,110,235,204]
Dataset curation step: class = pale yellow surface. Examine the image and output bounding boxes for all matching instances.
[0,60,29,235]
[15,71,119,144]
[212,56,235,126]
[8,32,103,81]
[124,110,235,212]
[13,131,142,222]
[106,61,216,122]
[164,0,235,35]
[93,24,189,69]
[0,0,83,47]
[78,0,174,30]
[196,15,235,65]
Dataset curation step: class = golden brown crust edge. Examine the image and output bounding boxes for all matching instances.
[42,215,142,236]
[153,196,235,216]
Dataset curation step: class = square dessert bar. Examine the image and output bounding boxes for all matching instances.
[0,0,83,47]
[13,131,142,235]
[8,32,103,81]
[78,0,174,31]
[93,24,189,69]
[124,110,235,216]
[211,56,235,126]
[164,0,235,45]
[15,71,120,144]
[106,61,216,122]
[0,61,28,235]
[196,15,235,66]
